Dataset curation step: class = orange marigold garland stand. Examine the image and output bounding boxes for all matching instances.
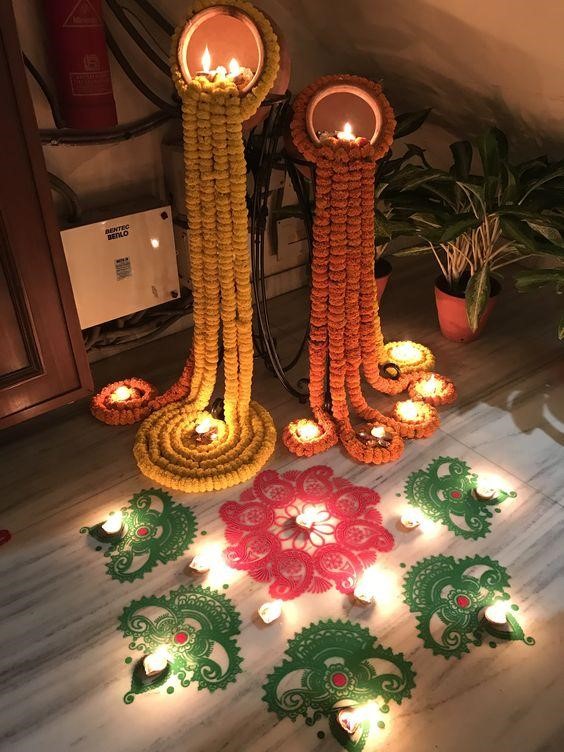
[283,75,456,464]
[125,0,277,492]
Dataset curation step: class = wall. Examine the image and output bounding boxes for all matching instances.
[14,0,335,213]
[15,0,564,211]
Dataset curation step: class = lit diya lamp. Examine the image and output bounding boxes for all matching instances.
[258,599,283,624]
[336,702,380,736]
[295,506,322,530]
[296,420,321,442]
[141,645,171,684]
[473,474,501,502]
[414,374,444,399]
[484,600,509,627]
[392,399,431,424]
[193,415,219,444]
[383,340,435,373]
[400,508,423,530]
[110,385,134,403]
[409,373,456,406]
[318,120,362,144]
[196,46,253,90]
[356,423,394,448]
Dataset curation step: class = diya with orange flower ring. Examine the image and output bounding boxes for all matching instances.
[283,75,454,464]
[408,372,457,407]
[128,0,278,493]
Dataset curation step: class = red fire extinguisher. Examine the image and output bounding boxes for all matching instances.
[42,0,117,129]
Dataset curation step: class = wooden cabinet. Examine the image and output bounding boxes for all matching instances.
[0,2,92,429]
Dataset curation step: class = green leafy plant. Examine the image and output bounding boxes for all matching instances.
[514,268,564,339]
[393,127,564,329]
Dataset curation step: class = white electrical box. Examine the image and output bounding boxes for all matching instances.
[61,203,180,329]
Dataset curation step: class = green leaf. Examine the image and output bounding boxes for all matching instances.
[514,268,564,292]
[394,244,433,257]
[394,109,431,139]
[519,162,564,205]
[440,214,480,243]
[466,267,491,332]
[477,127,508,177]
[524,221,563,245]
[500,216,564,257]
[450,141,473,179]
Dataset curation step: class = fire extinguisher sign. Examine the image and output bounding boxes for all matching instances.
[63,0,102,28]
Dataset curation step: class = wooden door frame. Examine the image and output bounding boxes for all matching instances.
[0,1,93,429]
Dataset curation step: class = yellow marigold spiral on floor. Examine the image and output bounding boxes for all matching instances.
[133,0,278,492]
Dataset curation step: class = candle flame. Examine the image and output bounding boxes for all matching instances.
[228,57,241,76]
[343,122,352,136]
[202,45,211,73]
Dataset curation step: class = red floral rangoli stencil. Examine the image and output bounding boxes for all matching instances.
[219,466,394,600]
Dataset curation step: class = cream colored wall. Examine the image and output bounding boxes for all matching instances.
[301,0,564,164]
[15,0,564,210]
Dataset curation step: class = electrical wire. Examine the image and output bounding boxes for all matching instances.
[48,172,82,222]
[39,110,174,145]
[105,24,178,113]
[105,0,170,76]
[132,0,174,36]
[23,53,65,129]
[119,4,169,57]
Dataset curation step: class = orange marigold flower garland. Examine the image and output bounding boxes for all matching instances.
[106,0,277,492]
[283,75,455,464]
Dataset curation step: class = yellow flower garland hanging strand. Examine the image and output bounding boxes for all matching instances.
[133,0,278,492]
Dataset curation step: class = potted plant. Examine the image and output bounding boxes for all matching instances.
[373,109,431,298]
[393,128,564,341]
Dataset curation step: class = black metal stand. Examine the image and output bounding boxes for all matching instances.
[246,92,315,402]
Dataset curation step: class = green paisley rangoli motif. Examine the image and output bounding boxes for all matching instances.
[263,620,415,751]
[403,555,535,659]
[119,584,242,703]
[80,488,197,582]
[404,456,516,539]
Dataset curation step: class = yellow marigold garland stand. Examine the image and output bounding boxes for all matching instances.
[283,75,456,465]
[133,0,278,492]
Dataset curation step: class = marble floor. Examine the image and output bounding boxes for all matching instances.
[0,257,562,752]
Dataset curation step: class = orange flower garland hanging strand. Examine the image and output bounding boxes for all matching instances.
[129,0,278,492]
[283,75,456,464]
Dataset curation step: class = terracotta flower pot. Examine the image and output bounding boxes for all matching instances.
[375,257,392,300]
[434,275,501,343]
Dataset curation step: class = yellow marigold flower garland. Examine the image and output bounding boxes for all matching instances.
[132,0,278,492]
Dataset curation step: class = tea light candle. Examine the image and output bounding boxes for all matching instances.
[295,507,320,530]
[353,570,379,605]
[189,549,216,573]
[143,647,169,678]
[297,421,320,441]
[110,385,132,403]
[484,601,508,626]
[474,475,500,502]
[337,702,379,735]
[337,707,361,735]
[258,599,283,624]
[336,121,355,141]
[400,509,423,530]
[101,511,123,536]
